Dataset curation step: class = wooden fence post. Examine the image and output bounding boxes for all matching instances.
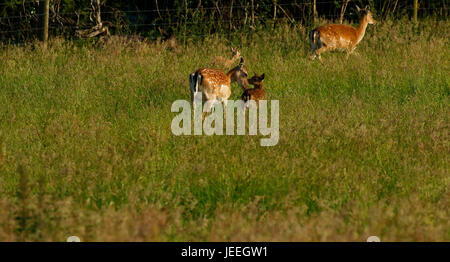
[313,0,318,24]
[41,0,50,46]
[413,0,419,23]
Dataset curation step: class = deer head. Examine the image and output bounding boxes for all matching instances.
[230,47,241,60]
[248,73,265,87]
[227,57,249,90]
[356,5,376,25]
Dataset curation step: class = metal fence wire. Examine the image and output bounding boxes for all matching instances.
[0,1,447,40]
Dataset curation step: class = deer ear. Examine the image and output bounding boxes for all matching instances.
[230,47,235,52]
[365,5,370,11]
[261,73,265,80]
[356,5,361,12]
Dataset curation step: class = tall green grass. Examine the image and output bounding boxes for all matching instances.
[0,18,448,241]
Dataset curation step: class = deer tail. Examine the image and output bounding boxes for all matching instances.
[189,71,202,103]
[309,29,322,50]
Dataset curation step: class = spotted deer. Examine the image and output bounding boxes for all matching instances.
[211,47,241,69]
[242,73,266,107]
[309,5,376,61]
[190,57,249,118]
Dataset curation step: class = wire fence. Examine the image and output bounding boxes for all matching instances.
[0,1,447,39]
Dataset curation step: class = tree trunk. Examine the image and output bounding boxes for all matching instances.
[392,0,399,16]
[229,0,234,30]
[313,0,318,24]
[40,0,50,46]
[339,0,350,24]
[251,0,255,28]
[273,0,277,20]
[76,0,109,38]
[413,0,419,23]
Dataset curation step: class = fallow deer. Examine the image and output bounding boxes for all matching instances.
[211,47,242,69]
[158,27,180,53]
[309,5,376,61]
[242,73,266,107]
[229,57,250,92]
[190,57,249,118]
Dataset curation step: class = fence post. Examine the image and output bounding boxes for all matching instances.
[413,0,419,23]
[251,0,255,28]
[41,0,50,46]
[273,0,277,20]
[313,0,318,24]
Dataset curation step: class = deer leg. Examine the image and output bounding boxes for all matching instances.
[346,46,357,59]
[310,45,323,60]
[202,108,207,121]
[202,100,214,120]
[241,100,247,112]
[221,99,228,122]
[309,47,317,60]
[314,47,328,63]
[202,92,216,120]
[247,99,257,110]
[206,100,216,112]
[351,47,360,57]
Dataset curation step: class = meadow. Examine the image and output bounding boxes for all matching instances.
[0,17,448,241]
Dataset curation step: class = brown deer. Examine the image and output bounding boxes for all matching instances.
[309,5,376,61]
[158,27,180,53]
[190,57,249,118]
[229,57,250,92]
[211,47,242,69]
[242,73,266,106]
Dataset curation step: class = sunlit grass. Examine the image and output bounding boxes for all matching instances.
[0,18,448,241]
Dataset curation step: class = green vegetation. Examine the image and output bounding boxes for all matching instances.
[0,18,448,241]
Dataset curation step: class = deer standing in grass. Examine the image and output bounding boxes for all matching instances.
[309,5,376,61]
[211,47,242,69]
[242,73,266,107]
[190,57,249,118]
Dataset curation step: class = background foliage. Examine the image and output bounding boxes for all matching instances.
[0,0,448,42]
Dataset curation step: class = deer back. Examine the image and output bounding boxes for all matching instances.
[317,24,358,50]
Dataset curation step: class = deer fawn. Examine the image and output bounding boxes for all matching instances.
[242,73,266,107]
[211,47,242,69]
[309,5,376,61]
[190,57,248,118]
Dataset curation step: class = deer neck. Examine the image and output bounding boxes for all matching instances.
[226,68,236,79]
[355,16,369,45]
[227,66,250,89]
[230,55,239,64]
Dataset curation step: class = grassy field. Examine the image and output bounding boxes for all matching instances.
[0,18,448,241]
